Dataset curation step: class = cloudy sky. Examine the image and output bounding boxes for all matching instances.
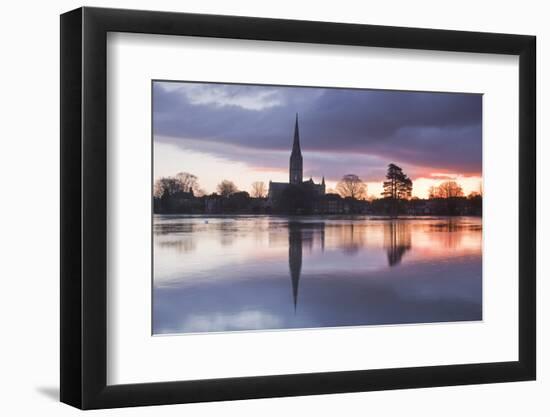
[153,81,482,198]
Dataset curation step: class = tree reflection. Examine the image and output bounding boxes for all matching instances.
[219,221,238,247]
[339,223,367,255]
[426,218,481,249]
[156,238,197,253]
[384,221,412,266]
[154,221,197,253]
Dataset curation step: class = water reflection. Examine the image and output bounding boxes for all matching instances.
[339,224,365,255]
[153,216,482,334]
[384,221,412,266]
[288,223,303,312]
[287,220,414,311]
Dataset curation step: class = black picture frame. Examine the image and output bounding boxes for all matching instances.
[60,6,536,410]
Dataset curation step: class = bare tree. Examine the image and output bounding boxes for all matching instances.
[154,177,183,198]
[193,188,206,197]
[175,172,199,193]
[336,174,367,200]
[434,181,464,198]
[250,181,267,198]
[217,180,238,197]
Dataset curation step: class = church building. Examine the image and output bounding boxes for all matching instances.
[267,114,325,208]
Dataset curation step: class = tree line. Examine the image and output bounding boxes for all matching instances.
[153,163,482,216]
[154,173,269,199]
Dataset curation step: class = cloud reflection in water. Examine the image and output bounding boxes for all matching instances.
[153,216,482,335]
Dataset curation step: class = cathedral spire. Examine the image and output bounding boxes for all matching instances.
[289,113,303,184]
[292,113,301,154]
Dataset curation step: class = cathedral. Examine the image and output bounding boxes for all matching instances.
[267,114,325,208]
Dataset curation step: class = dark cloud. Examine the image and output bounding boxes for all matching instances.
[153,82,482,178]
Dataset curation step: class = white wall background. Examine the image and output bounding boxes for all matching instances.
[0,0,545,415]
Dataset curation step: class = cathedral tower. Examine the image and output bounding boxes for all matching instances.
[289,114,303,184]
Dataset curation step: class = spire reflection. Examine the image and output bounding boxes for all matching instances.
[288,223,303,312]
[287,222,325,312]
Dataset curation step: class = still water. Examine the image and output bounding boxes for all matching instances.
[153,215,482,335]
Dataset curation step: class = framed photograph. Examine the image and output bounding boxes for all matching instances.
[60,6,536,409]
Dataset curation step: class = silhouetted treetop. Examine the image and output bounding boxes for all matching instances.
[154,173,202,198]
[336,174,367,200]
[432,180,464,198]
[217,180,238,197]
[250,181,267,198]
[382,164,412,200]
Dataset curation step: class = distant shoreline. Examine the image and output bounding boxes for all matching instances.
[153,213,482,219]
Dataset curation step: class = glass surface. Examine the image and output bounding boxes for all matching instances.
[152,80,483,335]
